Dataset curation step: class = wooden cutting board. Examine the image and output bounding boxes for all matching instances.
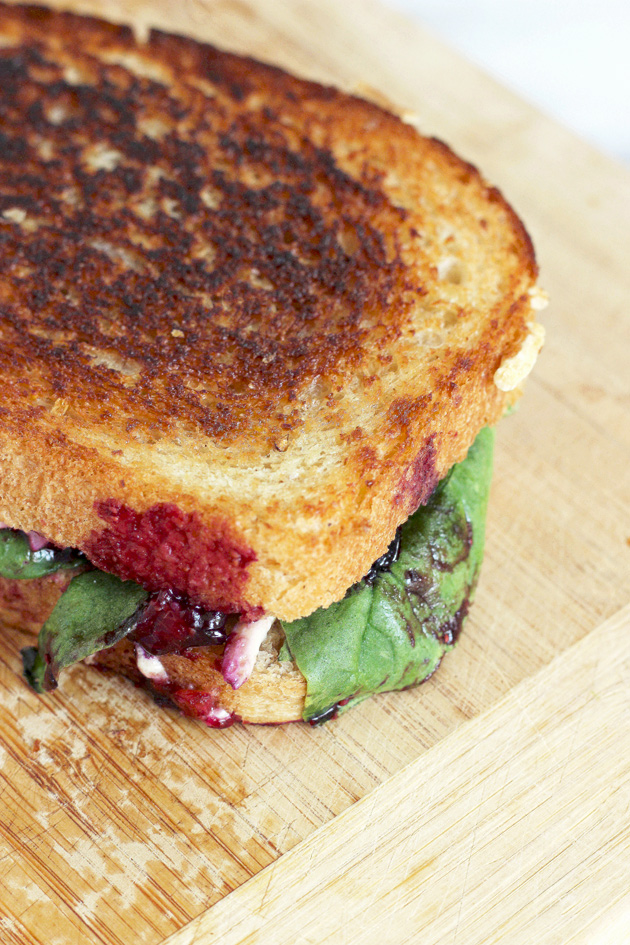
[1,1,630,943]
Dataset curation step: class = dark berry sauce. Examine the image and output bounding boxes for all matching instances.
[129,588,228,656]
[438,598,470,646]
[309,705,339,725]
[364,527,402,585]
[308,695,353,726]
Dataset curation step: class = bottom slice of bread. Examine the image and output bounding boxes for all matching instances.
[0,575,307,725]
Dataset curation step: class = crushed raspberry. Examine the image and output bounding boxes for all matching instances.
[169,689,237,728]
[85,501,257,613]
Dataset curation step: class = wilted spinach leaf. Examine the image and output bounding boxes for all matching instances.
[22,571,148,692]
[0,529,85,580]
[281,427,494,721]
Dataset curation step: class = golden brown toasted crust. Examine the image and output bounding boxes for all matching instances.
[0,3,541,620]
[0,573,307,724]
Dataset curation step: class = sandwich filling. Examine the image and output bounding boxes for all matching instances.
[5,428,493,724]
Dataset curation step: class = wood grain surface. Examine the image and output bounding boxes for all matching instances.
[1,1,629,943]
[164,604,630,945]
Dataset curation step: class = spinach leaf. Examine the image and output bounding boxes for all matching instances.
[21,571,148,692]
[0,529,85,580]
[281,427,494,722]
[21,646,47,693]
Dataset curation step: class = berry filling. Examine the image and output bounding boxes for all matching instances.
[363,526,402,585]
[129,588,229,656]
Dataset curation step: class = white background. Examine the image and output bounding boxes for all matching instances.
[382,0,630,165]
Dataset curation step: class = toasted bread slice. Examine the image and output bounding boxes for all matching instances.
[0,3,542,621]
[0,574,306,724]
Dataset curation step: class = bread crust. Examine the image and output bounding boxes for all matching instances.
[0,3,541,620]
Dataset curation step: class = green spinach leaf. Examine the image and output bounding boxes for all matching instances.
[0,529,85,580]
[281,427,494,722]
[21,571,148,692]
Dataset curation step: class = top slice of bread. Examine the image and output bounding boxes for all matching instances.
[0,3,542,621]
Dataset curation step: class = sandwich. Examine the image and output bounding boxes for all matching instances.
[0,2,545,726]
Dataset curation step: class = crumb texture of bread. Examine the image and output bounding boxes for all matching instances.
[0,574,307,724]
[0,3,542,619]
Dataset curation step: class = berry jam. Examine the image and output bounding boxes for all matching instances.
[85,501,257,614]
[145,680,239,728]
[169,689,237,728]
[364,527,402,585]
[129,588,228,656]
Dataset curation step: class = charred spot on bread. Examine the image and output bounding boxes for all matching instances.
[0,14,415,448]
